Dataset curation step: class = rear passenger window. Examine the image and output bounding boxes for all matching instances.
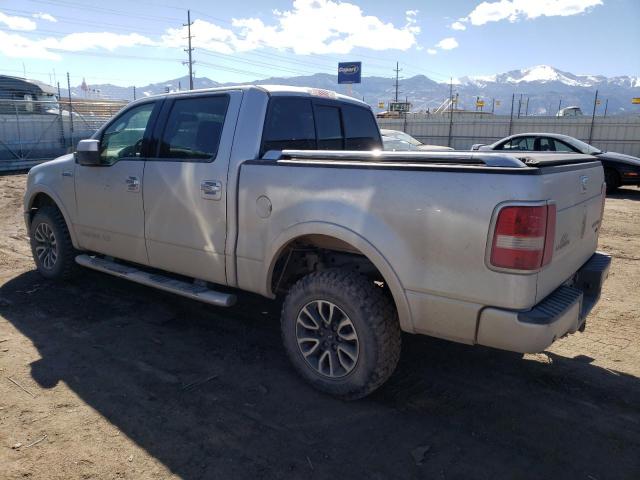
[538,138,555,152]
[159,95,229,161]
[315,105,343,150]
[342,105,382,150]
[262,97,316,152]
[552,139,575,152]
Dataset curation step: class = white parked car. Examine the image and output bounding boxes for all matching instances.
[381,129,453,151]
[556,106,583,117]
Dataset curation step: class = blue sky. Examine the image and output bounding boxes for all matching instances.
[0,0,638,88]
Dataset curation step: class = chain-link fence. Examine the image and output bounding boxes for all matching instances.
[0,98,128,171]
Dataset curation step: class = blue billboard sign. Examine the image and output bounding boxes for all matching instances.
[338,62,362,84]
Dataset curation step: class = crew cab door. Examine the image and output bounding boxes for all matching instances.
[142,91,241,285]
[74,100,160,265]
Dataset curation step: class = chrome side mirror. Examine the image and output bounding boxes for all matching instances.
[76,139,101,166]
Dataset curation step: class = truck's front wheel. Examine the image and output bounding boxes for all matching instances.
[29,206,78,281]
[281,269,401,399]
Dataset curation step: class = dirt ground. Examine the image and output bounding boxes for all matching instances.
[0,172,639,480]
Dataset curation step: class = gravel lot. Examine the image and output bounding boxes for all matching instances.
[1,172,639,479]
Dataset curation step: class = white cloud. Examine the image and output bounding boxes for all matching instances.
[436,37,458,50]
[0,11,37,31]
[43,32,156,52]
[450,21,466,30]
[427,48,437,55]
[33,12,57,23]
[164,0,420,55]
[0,31,155,60]
[163,19,236,54]
[0,31,60,60]
[462,0,602,26]
[0,0,422,61]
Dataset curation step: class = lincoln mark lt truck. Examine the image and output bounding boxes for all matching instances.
[24,86,611,399]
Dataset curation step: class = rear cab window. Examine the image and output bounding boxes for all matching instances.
[260,95,381,155]
[342,104,381,150]
[261,97,316,153]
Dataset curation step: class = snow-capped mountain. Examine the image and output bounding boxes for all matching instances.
[65,65,639,116]
[458,65,639,89]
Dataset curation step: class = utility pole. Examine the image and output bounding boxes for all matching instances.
[447,77,454,148]
[603,98,609,118]
[184,10,195,90]
[57,81,66,147]
[66,72,74,146]
[525,96,529,116]
[393,62,401,102]
[517,93,523,119]
[508,93,515,136]
[558,98,562,114]
[491,98,495,114]
[133,86,136,101]
[588,89,599,144]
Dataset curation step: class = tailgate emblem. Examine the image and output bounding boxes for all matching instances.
[580,175,589,193]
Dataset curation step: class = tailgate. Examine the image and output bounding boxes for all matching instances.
[536,162,605,302]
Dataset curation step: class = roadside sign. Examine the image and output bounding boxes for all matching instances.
[596,99,601,105]
[632,97,640,104]
[377,101,385,109]
[476,100,485,107]
[389,102,411,113]
[495,100,501,106]
[338,62,362,84]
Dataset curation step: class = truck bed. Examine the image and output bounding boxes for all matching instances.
[236,150,604,344]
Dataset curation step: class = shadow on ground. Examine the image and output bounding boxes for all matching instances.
[1,269,639,479]
[609,186,640,201]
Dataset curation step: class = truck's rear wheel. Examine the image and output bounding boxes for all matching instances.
[281,269,401,399]
[30,206,78,280]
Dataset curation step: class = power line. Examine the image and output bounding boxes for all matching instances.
[197,50,327,77]
[10,4,451,81]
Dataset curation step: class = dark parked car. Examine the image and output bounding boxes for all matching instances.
[472,133,640,193]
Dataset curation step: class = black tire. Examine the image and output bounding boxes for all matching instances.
[604,168,620,194]
[281,269,401,400]
[29,205,78,280]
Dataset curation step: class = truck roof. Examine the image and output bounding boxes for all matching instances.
[142,84,368,107]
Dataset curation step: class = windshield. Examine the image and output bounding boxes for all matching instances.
[382,130,422,146]
[564,136,602,154]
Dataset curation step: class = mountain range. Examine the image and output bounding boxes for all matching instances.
[68,65,640,116]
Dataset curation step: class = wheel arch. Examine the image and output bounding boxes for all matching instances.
[264,221,414,333]
[26,186,80,249]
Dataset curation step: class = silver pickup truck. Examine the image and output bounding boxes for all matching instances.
[23,85,611,399]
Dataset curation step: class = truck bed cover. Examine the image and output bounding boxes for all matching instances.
[260,150,599,172]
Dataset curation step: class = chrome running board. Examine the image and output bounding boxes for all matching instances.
[75,254,236,307]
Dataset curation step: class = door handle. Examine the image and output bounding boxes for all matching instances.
[126,176,140,192]
[200,180,222,200]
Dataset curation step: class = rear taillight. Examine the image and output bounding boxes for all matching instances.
[490,204,556,271]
